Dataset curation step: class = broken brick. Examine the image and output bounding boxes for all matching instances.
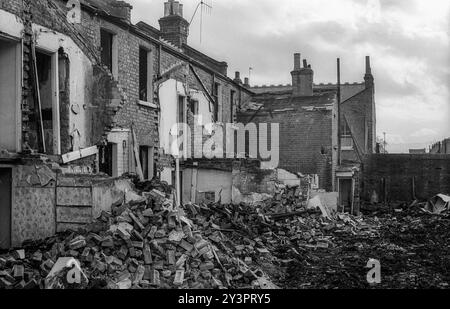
[173,270,185,286]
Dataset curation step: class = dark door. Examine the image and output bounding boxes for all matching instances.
[0,168,12,249]
[99,143,113,176]
[339,178,353,212]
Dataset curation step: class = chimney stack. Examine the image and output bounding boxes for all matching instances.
[291,53,314,96]
[234,71,242,84]
[244,77,250,87]
[159,0,189,47]
[294,53,301,70]
[364,56,374,88]
[106,1,133,23]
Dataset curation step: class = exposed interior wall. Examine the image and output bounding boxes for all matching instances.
[277,169,301,187]
[232,160,277,204]
[11,165,57,247]
[237,96,335,191]
[182,168,232,204]
[159,79,185,156]
[362,154,450,202]
[33,24,95,153]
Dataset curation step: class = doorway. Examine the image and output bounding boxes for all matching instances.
[339,178,353,213]
[99,143,114,176]
[0,168,12,249]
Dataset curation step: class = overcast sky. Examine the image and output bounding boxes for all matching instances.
[128,0,449,153]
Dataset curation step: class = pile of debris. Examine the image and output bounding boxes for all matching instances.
[0,184,277,290]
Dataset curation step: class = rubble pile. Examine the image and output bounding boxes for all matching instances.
[0,185,276,290]
[186,194,449,289]
[1,176,448,289]
[281,207,450,289]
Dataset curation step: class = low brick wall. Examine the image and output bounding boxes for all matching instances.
[362,154,450,202]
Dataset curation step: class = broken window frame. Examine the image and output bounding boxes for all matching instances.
[35,47,61,155]
[189,98,199,116]
[340,120,354,151]
[0,35,22,153]
[138,46,154,107]
[100,28,118,78]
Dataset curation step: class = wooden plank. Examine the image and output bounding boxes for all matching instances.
[30,39,46,153]
[132,126,144,181]
[61,146,98,164]
[189,64,215,114]
[191,168,198,203]
[57,187,92,206]
[56,222,88,233]
[56,206,92,224]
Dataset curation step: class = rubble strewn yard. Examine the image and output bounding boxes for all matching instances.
[0,179,448,289]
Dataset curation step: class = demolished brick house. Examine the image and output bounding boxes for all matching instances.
[238,54,377,213]
[429,138,450,154]
[0,0,252,249]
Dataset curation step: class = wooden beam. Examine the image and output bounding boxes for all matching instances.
[30,39,46,153]
[189,64,216,114]
[132,126,144,181]
[61,146,99,164]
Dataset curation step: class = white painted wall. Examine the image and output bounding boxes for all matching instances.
[33,24,94,152]
[107,129,131,177]
[0,10,23,153]
[182,168,232,204]
[0,10,24,38]
[159,79,185,155]
[159,79,215,154]
[189,89,213,126]
[161,167,173,185]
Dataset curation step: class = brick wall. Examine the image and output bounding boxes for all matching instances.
[1,0,251,174]
[237,103,334,191]
[362,154,450,202]
[341,87,376,156]
[232,160,277,196]
[78,10,159,149]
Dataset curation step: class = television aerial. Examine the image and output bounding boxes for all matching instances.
[189,0,213,43]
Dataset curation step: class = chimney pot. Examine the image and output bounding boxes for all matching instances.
[303,59,308,68]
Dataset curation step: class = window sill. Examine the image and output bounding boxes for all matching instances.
[342,147,354,151]
[138,100,158,109]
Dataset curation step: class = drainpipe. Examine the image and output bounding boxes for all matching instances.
[337,58,342,167]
